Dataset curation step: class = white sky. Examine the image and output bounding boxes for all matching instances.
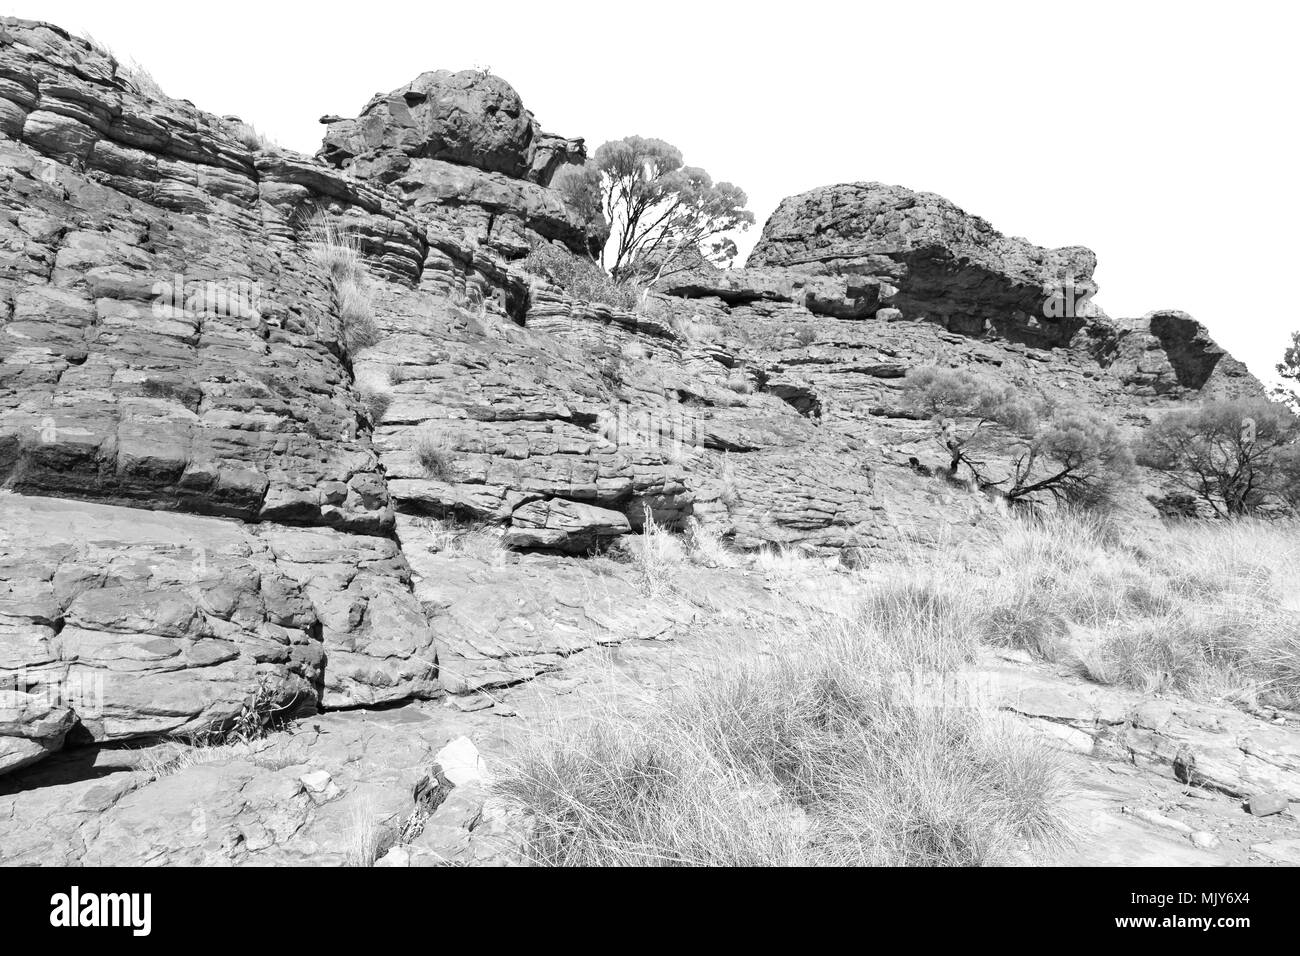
[18,0,1298,385]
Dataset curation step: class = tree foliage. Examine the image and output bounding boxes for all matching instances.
[1138,399,1300,516]
[1279,330,1300,384]
[550,164,604,231]
[903,367,1134,505]
[566,136,754,285]
[1276,330,1300,412]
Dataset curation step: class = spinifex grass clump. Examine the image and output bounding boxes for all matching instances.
[973,511,1300,708]
[308,213,380,356]
[497,585,1071,867]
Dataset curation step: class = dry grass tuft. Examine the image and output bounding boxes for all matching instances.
[412,516,509,565]
[496,508,1297,867]
[683,518,740,568]
[82,35,168,100]
[973,512,1300,708]
[497,596,1071,866]
[308,213,380,356]
[414,428,455,480]
[360,388,392,426]
[121,59,167,100]
[725,370,754,394]
[632,507,686,596]
[670,313,723,345]
[228,120,277,151]
[345,800,386,867]
[135,676,294,780]
[753,542,830,576]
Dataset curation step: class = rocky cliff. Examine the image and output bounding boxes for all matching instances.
[0,15,1276,827]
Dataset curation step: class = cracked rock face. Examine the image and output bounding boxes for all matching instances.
[0,494,438,774]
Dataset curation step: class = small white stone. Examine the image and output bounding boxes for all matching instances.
[374,846,410,868]
[435,736,490,787]
[300,769,333,793]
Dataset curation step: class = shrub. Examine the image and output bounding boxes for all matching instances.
[793,326,818,347]
[1138,399,1300,516]
[550,164,604,231]
[521,242,641,311]
[903,366,1134,504]
[360,388,391,425]
[1279,330,1300,389]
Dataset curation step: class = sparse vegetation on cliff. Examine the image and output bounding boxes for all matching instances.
[415,428,454,480]
[520,242,642,312]
[227,120,277,152]
[82,33,169,99]
[309,214,381,357]
[904,366,1135,505]
[359,387,392,425]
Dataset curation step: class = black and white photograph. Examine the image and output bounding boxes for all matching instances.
[0,0,1293,931]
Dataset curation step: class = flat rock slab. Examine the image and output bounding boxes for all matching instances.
[0,705,498,866]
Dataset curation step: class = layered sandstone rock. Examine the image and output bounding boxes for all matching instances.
[0,20,441,770]
[0,494,437,775]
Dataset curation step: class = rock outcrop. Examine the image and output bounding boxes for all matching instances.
[318,70,606,259]
[0,13,1290,866]
[749,182,1098,346]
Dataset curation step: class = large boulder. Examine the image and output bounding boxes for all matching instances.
[319,70,562,182]
[748,182,1098,345]
[318,70,606,258]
